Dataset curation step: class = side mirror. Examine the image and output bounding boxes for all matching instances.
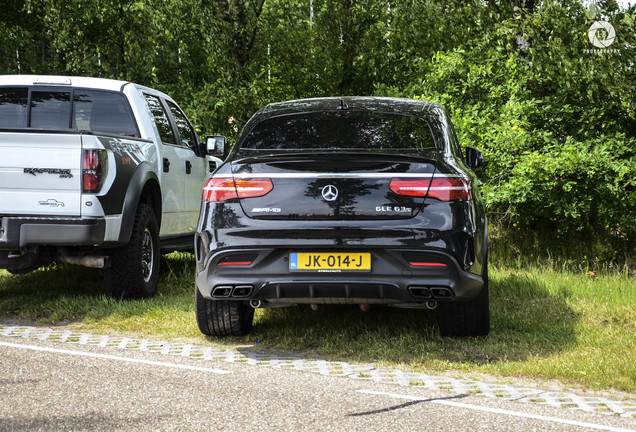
[206,135,227,158]
[465,146,484,168]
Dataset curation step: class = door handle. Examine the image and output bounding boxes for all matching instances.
[185,160,192,174]
[163,158,170,173]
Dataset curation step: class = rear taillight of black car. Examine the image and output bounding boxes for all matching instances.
[202,177,274,202]
[389,177,472,201]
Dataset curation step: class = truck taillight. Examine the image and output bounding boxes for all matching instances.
[390,177,472,201]
[82,149,106,193]
[202,177,273,202]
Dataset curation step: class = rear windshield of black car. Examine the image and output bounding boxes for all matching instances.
[239,111,437,155]
[0,87,139,137]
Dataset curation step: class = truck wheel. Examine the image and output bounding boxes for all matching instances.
[438,264,490,337]
[104,203,160,299]
[195,286,254,336]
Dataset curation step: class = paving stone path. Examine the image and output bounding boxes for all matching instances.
[2,324,634,419]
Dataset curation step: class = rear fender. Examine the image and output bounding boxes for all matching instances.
[117,163,161,243]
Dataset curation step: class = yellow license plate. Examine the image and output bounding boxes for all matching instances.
[290,252,371,272]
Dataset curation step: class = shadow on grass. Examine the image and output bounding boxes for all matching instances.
[246,272,578,367]
[0,253,195,324]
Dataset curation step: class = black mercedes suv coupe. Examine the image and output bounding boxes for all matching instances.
[194,97,488,337]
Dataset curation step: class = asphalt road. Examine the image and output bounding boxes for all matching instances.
[1,337,634,432]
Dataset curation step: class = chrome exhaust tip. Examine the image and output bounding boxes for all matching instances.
[212,286,232,297]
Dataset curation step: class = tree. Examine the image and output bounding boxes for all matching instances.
[1,0,634,261]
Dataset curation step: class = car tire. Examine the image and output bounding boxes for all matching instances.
[438,264,490,337]
[195,286,254,336]
[104,203,160,299]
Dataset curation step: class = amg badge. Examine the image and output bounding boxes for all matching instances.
[252,207,281,213]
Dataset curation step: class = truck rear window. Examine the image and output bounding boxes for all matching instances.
[0,88,28,128]
[31,91,72,129]
[0,87,139,137]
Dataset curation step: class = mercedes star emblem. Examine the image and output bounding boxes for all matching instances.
[321,185,339,201]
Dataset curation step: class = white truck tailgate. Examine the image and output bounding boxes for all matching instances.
[0,132,82,216]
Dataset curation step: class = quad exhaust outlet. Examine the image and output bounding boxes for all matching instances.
[212,285,254,298]
[408,285,454,300]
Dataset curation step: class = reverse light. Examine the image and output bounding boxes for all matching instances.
[203,177,273,202]
[236,178,274,198]
[389,177,472,201]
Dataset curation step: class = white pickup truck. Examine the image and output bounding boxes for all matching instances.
[0,75,222,298]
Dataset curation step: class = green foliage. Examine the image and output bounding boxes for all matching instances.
[377,1,636,261]
[1,0,634,263]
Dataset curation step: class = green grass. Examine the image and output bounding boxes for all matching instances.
[0,252,634,394]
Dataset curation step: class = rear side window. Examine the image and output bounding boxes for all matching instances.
[0,87,28,128]
[166,100,196,149]
[145,94,176,145]
[446,118,464,160]
[240,112,437,155]
[73,90,139,137]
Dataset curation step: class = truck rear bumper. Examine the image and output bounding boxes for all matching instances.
[0,216,105,249]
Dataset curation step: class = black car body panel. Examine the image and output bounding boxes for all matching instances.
[230,153,438,220]
[194,97,488,336]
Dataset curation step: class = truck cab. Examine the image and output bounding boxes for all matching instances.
[0,75,215,298]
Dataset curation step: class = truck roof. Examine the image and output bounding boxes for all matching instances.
[0,75,133,93]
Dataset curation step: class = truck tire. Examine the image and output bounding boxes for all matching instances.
[104,203,160,299]
[195,286,254,336]
[438,264,490,337]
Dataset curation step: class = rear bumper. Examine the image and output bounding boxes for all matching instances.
[195,247,484,306]
[0,216,106,249]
